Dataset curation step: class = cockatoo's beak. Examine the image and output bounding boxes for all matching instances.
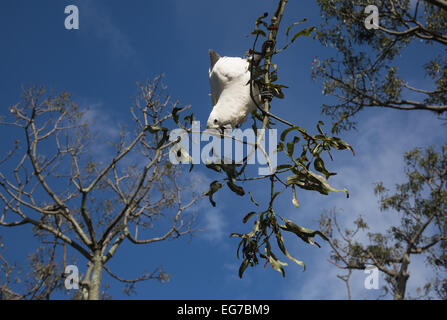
[205,123,232,137]
[206,122,217,130]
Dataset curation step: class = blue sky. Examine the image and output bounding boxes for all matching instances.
[0,0,445,299]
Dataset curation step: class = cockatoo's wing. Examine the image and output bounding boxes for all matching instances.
[209,50,249,107]
[209,50,221,106]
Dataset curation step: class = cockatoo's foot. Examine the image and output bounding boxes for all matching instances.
[261,90,274,102]
[262,40,275,53]
[218,124,232,137]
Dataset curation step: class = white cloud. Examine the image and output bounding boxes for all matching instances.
[200,209,228,242]
[79,0,136,61]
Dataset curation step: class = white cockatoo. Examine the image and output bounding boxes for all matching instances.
[207,50,262,130]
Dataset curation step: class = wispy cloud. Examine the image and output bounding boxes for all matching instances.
[79,0,136,61]
[200,208,228,242]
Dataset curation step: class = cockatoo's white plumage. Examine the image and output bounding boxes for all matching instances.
[207,50,261,130]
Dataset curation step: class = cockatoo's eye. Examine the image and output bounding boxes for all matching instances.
[214,119,218,124]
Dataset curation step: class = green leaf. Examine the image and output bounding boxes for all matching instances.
[230,232,244,238]
[245,219,261,238]
[157,128,170,149]
[183,113,195,126]
[286,170,349,198]
[239,258,250,278]
[172,107,181,124]
[271,191,282,202]
[235,238,247,259]
[287,142,295,157]
[286,19,307,37]
[292,186,299,208]
[227,181,245,196]
[269,83,289,89]
[277,141,285,152]
[316,120,325,136]
[251,29,266,37]
[274,229,305,269]
[248,192,260,207]
[280,219,329,248]
[280,126,300,142]
[255,12,268,28]
[329,137,355,155]
[306,170,349,197]
[291,26,316,43]
[242,212,257,224]
[204,181,223,207]
[331,113,349,134]
[268,255,287,277]
[314,157,336,180]
[280,126,310,142]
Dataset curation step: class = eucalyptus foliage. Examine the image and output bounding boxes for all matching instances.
[313,0,447,131]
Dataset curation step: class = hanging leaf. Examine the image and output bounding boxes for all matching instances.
[204,181,222,207]
[328,137,355,155]
[227,181,245,196]
[285,18,307,37]
[249,192,260,207]
[291,26,316,43]
[274,228,305,269]
[251,29,267,37]
[183,113,195,126]
[280,126,309,142]
[239,258,250,278]
[287,169,349,198]
[156,128,170,149]
[267,254,287,277]
[292,186,299,208]
[316,120,325,136]
[172,106,181,124]
[314,157,336,180]
[245,219,261,238]
[277,141,285,152]
[280,219,329,248]
[271,191,282,202]
[287,142,295,157]
[331,113,349,134]
[242,212,257,224]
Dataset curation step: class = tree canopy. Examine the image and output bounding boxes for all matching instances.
[313,0,447,131]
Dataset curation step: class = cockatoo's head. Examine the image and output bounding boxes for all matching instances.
[206,108,232,131]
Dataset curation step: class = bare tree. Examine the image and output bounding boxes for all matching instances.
[0,77,202,300]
